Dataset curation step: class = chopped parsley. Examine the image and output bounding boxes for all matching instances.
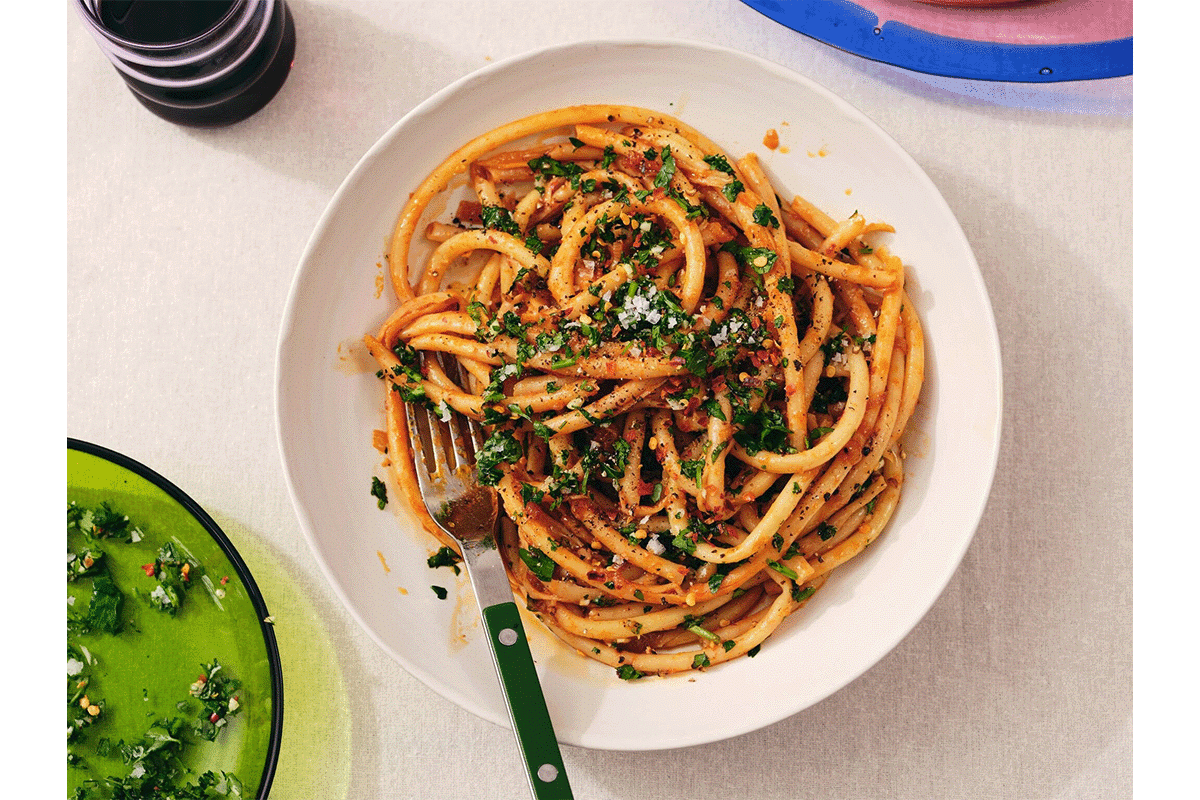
[523,230,544,254]
[721,179,744,203]
[686,620,720,643]
[702,154,735,174]
[519,547,557,582]
[720,241,777,274]
[144,541,204,616]
[599,145,617,169]
[752,203,780,228]
[528,154,585,186]
[67,645,101,743]
[767,560,799,580]
[653,145,676,188]
[792,585,817,603]
[697,400,724,423]
[475,427,523,486]
[480,204,520,235]
[707,571,727,593]
[732,403,792,456]
[820,330,849,359]
[616,664,644,680]
[680,457,705,485]
[71,501,141,543]
[188,660,243,742]
[805,426,835,449]
[370,476,388,509]
[68,548,105,582]
[427,545,462,574]
[388,340,429,405]
[700,154,742,200]
[519,482,546,507]
[81,572,124,634]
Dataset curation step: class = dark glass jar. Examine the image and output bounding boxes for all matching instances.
[73,0,296,128]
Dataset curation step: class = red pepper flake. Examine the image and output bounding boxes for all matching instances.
[220,575,230,585]
[209,712,220,723]
[141,563,156,577]
[620,150,650,177]
[749,348,780,369]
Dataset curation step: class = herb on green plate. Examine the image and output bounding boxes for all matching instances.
[188,660,243,742]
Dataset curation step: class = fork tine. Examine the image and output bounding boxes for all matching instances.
[429,412,458,480]
[401,404,435,508]
[434,353,477,472]
[405,352,499,509]
[406,396,448,485]
[439,353,488,459]
[464,415,487,455]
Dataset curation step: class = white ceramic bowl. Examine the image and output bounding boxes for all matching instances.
[276,39,1002,751]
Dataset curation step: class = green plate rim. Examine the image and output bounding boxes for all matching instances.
[67,438,285,799]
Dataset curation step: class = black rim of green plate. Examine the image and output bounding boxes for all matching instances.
[67,438,284,799]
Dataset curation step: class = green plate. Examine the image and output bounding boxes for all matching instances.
[67,439,283,798]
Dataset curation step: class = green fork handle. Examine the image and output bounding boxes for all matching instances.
[481,602,574,800]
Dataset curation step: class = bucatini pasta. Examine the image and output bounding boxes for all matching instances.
[365,105,924,678]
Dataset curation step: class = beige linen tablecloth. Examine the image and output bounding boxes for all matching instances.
[67,2,1131,798]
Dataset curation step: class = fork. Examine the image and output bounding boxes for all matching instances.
[405,390,574,800]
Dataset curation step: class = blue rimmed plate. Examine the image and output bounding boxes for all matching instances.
[741,0,1132,82]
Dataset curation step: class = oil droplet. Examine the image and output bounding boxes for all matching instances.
[334,338,378,376]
